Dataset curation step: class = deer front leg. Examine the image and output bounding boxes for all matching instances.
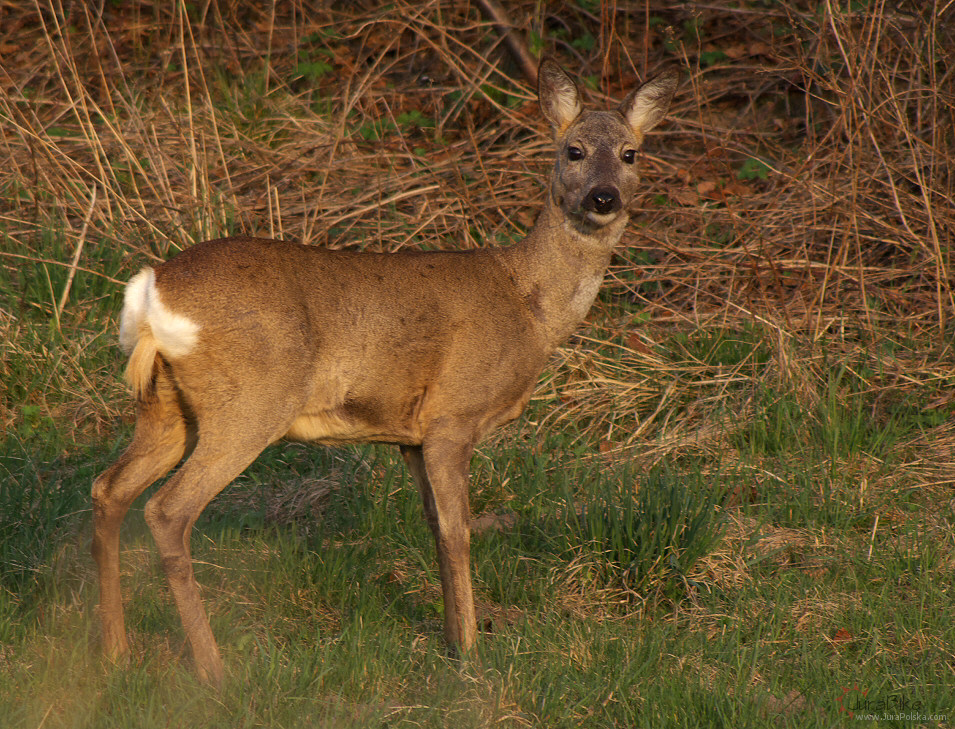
[401,438,477,651]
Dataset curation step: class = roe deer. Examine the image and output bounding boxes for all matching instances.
[91,59,678,685]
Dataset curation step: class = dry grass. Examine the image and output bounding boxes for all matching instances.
[1,1,953,462]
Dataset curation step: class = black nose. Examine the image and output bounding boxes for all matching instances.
[585,186,620,215]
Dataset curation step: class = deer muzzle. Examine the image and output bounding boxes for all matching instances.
[583,186,622,217]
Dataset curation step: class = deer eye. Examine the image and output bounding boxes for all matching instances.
[567,146,584,161]
[622,149,636,164]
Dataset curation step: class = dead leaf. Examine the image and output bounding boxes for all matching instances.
[723,181,752,197]
[724,44,747,60]
[626,332,651,354]
[671,189,698,206]
[831,628,853,645]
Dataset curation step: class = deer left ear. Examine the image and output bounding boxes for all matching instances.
[619,69,679,135]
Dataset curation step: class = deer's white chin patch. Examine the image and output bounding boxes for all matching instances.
[584,210,621,226]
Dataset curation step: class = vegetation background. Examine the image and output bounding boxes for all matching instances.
[1,0,953,726]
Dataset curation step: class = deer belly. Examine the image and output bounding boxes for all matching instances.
[285,395,422,446]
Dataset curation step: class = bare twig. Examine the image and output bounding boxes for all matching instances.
[476,0,539,86]
[56,185,97,326]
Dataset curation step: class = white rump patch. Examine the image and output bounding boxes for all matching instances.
[119,267,200,358]
[119,268,152,353]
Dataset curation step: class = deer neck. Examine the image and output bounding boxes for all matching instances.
[496,198,629,348]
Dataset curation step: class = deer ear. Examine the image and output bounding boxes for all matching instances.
[538,59,582,136]
[619,69,679,135]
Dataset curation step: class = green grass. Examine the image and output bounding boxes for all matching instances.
[1,400,952,726]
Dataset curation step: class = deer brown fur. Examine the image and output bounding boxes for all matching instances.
[91,59,678,685]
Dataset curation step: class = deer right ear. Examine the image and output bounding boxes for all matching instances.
[538,59,582,136]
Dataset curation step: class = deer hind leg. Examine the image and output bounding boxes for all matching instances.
[92,359,196,662]
[142,415,276,687]
[401,437,477,652]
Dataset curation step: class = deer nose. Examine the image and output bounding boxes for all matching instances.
[585,187,620,215]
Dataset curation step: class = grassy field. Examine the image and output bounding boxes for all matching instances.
[1,1,953,726]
